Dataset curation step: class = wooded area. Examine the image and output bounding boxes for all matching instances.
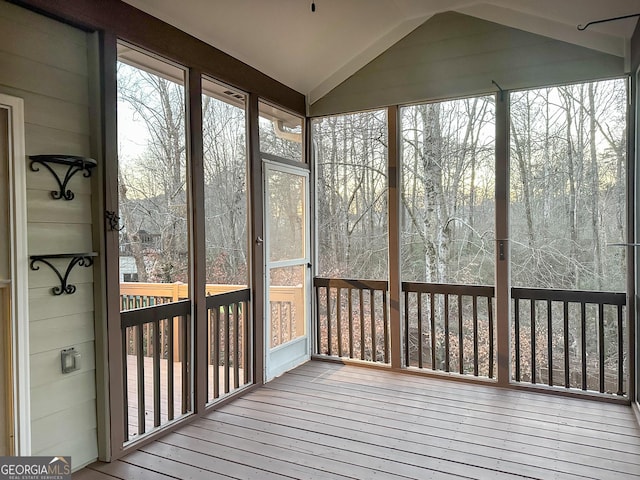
[117,62,251,288]
[313,78,627,389]
[313,110,389,280]
[510,79,627,292]
[116,56,627,391]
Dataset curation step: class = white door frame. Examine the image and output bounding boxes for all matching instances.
[0,93,30,455]
[263,160,311,381]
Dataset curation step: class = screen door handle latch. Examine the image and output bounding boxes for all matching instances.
[498,240,505,261]
[256,236,263,246]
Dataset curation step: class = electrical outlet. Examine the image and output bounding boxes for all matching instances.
[61,347,81,373]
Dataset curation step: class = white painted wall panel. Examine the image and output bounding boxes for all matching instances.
[310,11,625,116]
[0,1,98,469]
[30,313,95,355]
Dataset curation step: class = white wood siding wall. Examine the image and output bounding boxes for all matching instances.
[0,108,9,456]
[0,1,98,468]
[310,11,626,116]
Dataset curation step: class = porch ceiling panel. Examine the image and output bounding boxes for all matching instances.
[120,0,638,107]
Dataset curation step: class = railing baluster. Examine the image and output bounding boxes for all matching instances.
[430,292,436,371]
[181,314,189,414]
[563,301,569,388]
[370,289,376,362]
[617,305,624,396]
[444,294,450,372]
[122,327,129,442]
[488,296,494,379]
[327,287,332,356]
[336,287,342,357]
[359,288,364,361]
[598,303,604,393]
[234,302,240,390]
[224,304,230,395]
[514,298,520,382]
[417,292,423,369]
[404,290,409,367]
[160,316,165,360]
[383,290,389,364]
[206,307,212,400]
[213,307,219,400]
[315,285,321,355]
[472,295,478,376]
[136,324,145,435]
[168,316,174,419]
[288,300,294,343]
[531,299,536,384]
[458,294,463,374]
[278,302,283,345]
[145,323,151,357]
[348,288,354,359]
[153,319,161,427]
[581,302,587,391]
[243,300,250,385]
[547,300,553,387]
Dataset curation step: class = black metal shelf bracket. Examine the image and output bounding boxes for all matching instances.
[29,253,98,295]
[105,210,124,231]
[29,155,97,201]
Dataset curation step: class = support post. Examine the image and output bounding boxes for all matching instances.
[495,91,511,387]
[187,69,207,412]
[388,106,402,369]
[248,94,265,385]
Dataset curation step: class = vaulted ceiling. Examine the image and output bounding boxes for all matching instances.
[122,0,639,104]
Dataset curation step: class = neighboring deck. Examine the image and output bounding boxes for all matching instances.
[75,361,640,480]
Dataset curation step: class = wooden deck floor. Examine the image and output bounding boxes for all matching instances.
[75,360,640,479]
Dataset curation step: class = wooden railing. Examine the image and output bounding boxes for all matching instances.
[121,300,191,441]
[121,283,248,363]
[207,289,251,402]
[314,277,627,396]
[512,287,626,395]
[270,284,305,348]
[314,277,389,364]
[119,281,306,435]
[121,282,301,360]
[403,282,495,378]
[121,282,246,309]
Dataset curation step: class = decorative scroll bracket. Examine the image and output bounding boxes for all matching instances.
[29,155,97,201]
[105,210,124,231]
[30,253,98,295]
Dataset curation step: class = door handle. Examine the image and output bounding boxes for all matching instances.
[256,236,263,246]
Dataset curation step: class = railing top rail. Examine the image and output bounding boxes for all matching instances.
[206,288,251,309]
[121,299,191,329]
[511,287,626,305]
[314,277,388,290]
[402,281,494,297]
